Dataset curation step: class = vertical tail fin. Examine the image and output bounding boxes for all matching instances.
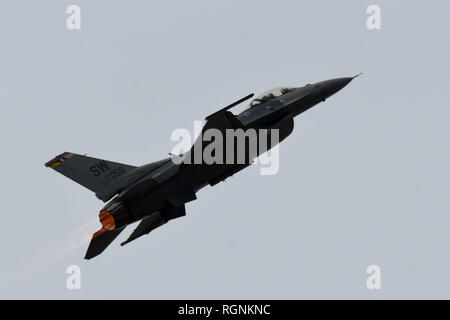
[45,152,136,194]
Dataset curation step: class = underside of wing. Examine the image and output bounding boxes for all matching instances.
[182,95,252,164]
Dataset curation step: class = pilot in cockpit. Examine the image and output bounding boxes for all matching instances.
[253,93,276,105]
[247,87,295,109]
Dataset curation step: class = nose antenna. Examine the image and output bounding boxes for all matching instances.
[353,72,363,79]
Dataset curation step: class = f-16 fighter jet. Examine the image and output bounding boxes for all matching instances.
[45,75,359,259]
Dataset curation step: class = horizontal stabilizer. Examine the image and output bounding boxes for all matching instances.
[85,228,124,260]
[121,213,167,246]
[160,205,186,220]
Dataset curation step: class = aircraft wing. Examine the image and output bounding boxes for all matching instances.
[183,94,253,164]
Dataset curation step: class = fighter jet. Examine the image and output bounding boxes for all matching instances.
[45,75,359,259]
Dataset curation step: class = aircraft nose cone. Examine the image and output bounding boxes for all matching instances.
[316,75,359,101]
[325,77,353,95]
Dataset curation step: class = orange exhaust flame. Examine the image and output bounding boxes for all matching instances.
[93,210,116,239]
[22,218,99,281]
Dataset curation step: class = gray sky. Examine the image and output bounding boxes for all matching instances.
[1,0,449,299]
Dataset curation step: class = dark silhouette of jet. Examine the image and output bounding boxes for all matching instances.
[45,75,359,259]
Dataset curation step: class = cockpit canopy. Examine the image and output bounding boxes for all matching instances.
[247,87,295,108]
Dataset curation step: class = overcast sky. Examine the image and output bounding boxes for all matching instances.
[1,0,449,299]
